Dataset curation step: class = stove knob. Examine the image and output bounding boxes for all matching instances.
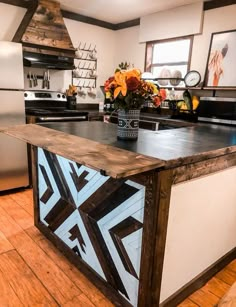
[57,94,61,98]
[62,94,66,99]
[24,93,28,98]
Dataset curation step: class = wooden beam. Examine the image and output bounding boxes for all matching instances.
[138,169,173,306]
[204,0,236,10]
[61,10,115,30]
[114,19,140,30]
[12,0,38,43]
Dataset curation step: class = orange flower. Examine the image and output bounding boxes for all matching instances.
[111,71,127,98]
[126,69,141,79]
[104,67,165,110]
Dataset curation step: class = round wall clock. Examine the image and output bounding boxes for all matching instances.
[184,70,201,87]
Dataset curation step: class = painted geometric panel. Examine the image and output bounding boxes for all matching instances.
[37,148,145,306]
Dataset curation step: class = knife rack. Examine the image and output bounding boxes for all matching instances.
[26,71,50,89]
[27,74,44,80]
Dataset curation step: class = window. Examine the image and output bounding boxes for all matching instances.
[145,36,193,87]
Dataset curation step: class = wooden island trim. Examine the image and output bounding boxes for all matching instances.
[0,124,165,178]
[2,123,236,178]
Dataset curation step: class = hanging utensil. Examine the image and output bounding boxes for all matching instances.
[42,71,46,89]
[29,71,32,88]
[47,70,50,89]
[33,74,37,87]
[35,74,38,87]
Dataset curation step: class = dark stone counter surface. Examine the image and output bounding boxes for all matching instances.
[40,121,236,169]
[1,120,236,176]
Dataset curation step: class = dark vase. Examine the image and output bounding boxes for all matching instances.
[67,95,77,110]
[117,109,140,140]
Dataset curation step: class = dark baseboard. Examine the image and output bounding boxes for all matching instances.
[160,247,236,307]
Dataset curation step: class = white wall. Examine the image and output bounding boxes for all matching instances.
[115,4,236,84]
[0,3,26,41]
[1,3,236,96]
[64,18,116,104]
[114,26,146,72]
[160,165,236,302]
[0,3,115,104]
[191,5,236,80]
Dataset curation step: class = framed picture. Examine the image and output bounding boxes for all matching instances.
[204,29,236,87]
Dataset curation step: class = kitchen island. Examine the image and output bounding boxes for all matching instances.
[1,121,236,307]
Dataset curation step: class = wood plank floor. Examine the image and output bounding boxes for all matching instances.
[0,188,235,307]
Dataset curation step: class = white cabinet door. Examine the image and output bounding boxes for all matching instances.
[0,41,24,89]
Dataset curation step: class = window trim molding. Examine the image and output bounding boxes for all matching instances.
[144,35,194,74]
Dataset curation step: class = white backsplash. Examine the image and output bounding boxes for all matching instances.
[23,67,104,106]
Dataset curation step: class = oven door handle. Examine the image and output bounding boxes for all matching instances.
[37,116,88,122]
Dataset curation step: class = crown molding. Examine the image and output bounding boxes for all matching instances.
[204,0,236,10]
[0,0,234,30]
[62,10,140,30]
[61,10,115,30]
[114,18,140,30]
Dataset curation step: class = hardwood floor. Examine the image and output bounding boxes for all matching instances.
[0,188,113,307]
[0,188,235,306]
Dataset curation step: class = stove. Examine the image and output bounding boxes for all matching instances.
[24,91,88,123]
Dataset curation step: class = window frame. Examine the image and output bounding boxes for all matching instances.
[144,35,194,77]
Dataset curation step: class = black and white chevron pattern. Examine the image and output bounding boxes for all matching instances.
[38,148,145,306]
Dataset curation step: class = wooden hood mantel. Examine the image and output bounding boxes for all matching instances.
[13,0,76,56]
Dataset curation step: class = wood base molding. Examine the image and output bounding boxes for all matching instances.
[160,247,236,307]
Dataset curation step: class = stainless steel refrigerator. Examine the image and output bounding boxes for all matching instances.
[0,41,29,191]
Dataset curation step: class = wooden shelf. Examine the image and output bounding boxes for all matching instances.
[142,77,236,92]
[154,86,236,91]
[202,87,236,91]
[72,77,96,80]
[160,86,201,91]
[75,58,97,62]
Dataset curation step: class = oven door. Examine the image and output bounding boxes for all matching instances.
[27,114,88,124]
[36,115,88,122]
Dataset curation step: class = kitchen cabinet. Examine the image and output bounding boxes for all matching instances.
[2,122,236,307]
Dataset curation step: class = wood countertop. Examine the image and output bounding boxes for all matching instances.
[1,121,236,178]
[0,124,164,178]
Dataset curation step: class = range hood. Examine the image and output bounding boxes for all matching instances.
[14,0,76,70]
[23,49,75,70]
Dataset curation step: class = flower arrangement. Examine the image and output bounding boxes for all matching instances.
[104,68,166,111]
[66,84,77,96]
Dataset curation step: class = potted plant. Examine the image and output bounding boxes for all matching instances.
[104,68,166,140]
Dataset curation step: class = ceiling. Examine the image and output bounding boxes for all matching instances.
[59,0,213,24]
